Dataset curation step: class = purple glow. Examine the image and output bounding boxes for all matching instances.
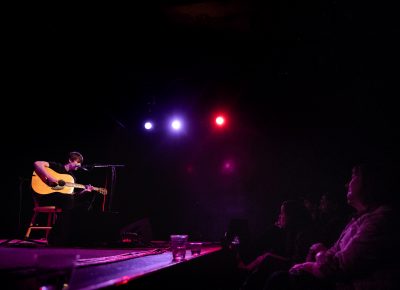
[186,164,194,174]
[222,160,235,174]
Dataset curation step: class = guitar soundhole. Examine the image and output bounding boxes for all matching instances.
[58,180,66,186]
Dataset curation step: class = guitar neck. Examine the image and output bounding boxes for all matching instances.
[64,182,101,192]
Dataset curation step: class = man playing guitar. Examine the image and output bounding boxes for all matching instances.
[32,151,106,211]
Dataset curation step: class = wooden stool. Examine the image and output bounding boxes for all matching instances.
[25,206,62,241]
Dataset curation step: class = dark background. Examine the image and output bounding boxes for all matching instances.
[3,1,399,242]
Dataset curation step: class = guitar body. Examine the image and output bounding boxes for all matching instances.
[32,168,75,194]
[32,167,108,195]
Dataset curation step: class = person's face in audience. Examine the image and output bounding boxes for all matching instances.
[278,204,287,228]
[346,167,362,209]
[319,195,328,212]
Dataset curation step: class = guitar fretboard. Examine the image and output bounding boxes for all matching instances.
[64,182,85,189]
[65,182,100,191]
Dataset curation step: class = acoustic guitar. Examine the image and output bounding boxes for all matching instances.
[32,167,108,195]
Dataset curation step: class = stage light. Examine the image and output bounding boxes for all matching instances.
[212,113,228,130]
[170,119,182,131]
[215,116,225,126]
[144,121,153,130]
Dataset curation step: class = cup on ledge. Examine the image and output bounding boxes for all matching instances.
[189,242,202,256]
[170,234,188,262]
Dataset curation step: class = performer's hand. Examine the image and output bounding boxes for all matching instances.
[46,177,58,187]
[85,184,94,192]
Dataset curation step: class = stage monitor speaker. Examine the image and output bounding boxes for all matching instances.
[48,210,121,247]
[120,217,153,246]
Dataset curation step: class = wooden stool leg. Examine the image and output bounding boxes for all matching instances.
[45,212,52,240]
[46,212,52,227]
[25,207,60,241]
[52,211,58,224]
[25,211,38,239]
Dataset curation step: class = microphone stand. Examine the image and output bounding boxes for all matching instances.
[89,164,125,212]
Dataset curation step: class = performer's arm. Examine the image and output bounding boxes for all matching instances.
[34,161,58,186]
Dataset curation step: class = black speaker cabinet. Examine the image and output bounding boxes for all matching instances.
[48,210,121,247]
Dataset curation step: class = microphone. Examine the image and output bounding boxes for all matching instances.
[78,166,89,171]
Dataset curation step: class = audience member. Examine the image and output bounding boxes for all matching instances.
[265,160,400,290]
[314,192,350,248]
[238,199,319,290]
[301,195,319,222]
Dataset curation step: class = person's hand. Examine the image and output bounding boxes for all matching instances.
[290,261,324,278]
[315,250,326,264]
[46,177,59,187]
[289,262,314,274]
[306,243,327,261]
[310,243,327,254]
[85,184,94,192]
